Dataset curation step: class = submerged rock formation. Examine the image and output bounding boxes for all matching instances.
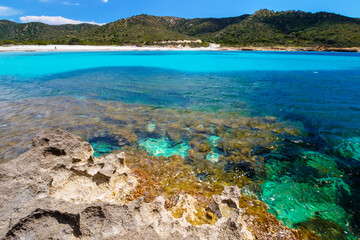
[0,129,315,239]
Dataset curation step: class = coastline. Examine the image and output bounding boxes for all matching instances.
[227,46,360,52]
[0,44,220,52]
[0,44,359,52]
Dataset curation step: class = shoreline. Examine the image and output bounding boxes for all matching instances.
[0,44,359,53]
[0,45,220,52]
[227,46,360,52]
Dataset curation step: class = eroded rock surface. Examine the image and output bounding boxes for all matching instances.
[0,129,312,239]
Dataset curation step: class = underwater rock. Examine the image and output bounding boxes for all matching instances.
[295,217,348,240]
[205,136,222,163]
[302,151,343,176]
[335,137,360,161]
[138,136,191,158]
[146,122,156,132]
[261,179,350,231]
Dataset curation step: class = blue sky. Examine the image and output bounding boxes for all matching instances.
[0,0,359,25]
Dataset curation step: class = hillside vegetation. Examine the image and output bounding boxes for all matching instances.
[1,9,359,47]
[0,20,97,45]
[211,10,360,47]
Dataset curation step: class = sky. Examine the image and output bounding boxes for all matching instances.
[0,0,359,25]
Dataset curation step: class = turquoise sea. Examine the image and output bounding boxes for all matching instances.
[0,50,359,239]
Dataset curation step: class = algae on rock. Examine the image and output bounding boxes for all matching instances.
[0,129,316,239]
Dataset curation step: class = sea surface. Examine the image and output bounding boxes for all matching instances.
[0,50,359,239]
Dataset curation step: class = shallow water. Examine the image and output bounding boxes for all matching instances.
[0,51,359,239]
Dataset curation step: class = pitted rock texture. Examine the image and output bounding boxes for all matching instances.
[0,129,308,240]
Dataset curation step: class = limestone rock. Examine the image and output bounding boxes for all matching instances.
[0,129,307,240]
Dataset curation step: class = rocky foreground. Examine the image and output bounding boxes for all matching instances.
[0,129,316,239]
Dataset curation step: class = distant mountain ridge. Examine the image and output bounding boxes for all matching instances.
[1,9,359,47]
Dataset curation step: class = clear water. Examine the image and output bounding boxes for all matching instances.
[0,50,359,239]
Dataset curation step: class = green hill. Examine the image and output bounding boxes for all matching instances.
[1,9,359,47]
[173,15,249,36]
[0,20,97,44]
[211,10,360,47]
[79,15,191,44]
[77,14,248,45]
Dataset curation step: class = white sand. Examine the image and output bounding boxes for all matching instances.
[0,44,222,52]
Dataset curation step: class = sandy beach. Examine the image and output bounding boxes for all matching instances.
[0,44,359,52]
[0,44,222,52]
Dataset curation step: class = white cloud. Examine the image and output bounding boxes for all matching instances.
[39,0,49,2]
[102,0,108,2]
[0,6,21,16]
[63,1,80,5]
[19,16,104,25]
